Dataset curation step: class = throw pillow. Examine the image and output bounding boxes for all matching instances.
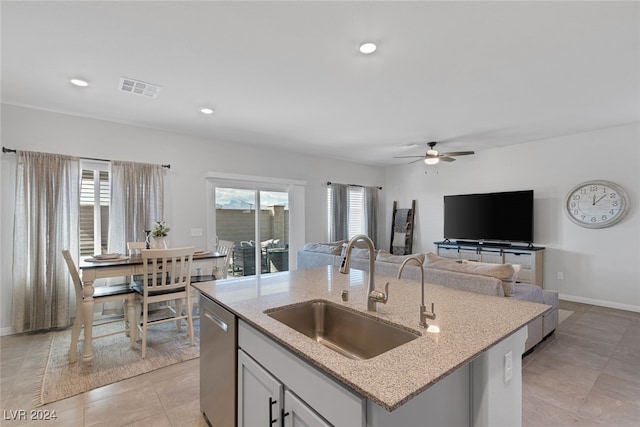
[376,249,425,264]
[302,242,343,255]
[320,240,347,246]
[350,247,373,259]
[425,253,517,296]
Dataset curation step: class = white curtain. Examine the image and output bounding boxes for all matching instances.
[364,186,379,247]
[108,161,164,254]
[13,151,79,332]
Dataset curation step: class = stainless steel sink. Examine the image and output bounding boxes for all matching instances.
[265,300,421,360]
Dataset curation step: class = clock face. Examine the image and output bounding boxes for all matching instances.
[565,181,629,228]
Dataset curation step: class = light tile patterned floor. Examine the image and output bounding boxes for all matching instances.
[1,301,639,426]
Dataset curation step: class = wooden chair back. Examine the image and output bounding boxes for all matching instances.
[216,240,234,279]
[62,249,84,303]
[127,241,147,255]
[61,249,136,362]
[141,247,195,295]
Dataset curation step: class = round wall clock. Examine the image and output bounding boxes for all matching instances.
[564,180,629,228]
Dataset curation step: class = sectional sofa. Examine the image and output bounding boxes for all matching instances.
[297,242,558,353]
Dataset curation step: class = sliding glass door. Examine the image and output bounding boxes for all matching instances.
[206,172,304,278]
[214,188,288,277]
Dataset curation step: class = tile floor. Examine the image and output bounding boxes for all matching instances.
[1,300,639,426]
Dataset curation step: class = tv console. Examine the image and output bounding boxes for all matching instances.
[434,241,545,288]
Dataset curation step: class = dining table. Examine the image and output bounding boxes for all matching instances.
[78,250,226,363]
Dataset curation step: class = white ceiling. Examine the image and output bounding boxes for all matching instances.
[2,1,639,166]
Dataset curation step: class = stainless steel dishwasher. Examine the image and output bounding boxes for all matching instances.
[200,293,237,427]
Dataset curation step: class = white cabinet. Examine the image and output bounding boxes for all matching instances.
[504,251,543,287]
[435,242,545,288]
[238,350,284,427]
[479,249,503,264]
[238,320,364,427]
[437,246,460,260]
[285,390,332,427]
[238,350,331,427]
[238,319,528,427]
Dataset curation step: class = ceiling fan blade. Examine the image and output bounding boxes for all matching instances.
[440,151,475,157]
[394,155,425,159]
[439,156,456,162]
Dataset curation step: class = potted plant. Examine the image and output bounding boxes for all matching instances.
[150,221,170,248]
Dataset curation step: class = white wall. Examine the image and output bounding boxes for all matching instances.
[384,122,640,312]
[3,104,637,333]
[0,104,385,332]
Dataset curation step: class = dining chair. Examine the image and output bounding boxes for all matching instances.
[132,247,196,358]
[216,239,235,279]
[126,241,148,286]
[127,241,147,255]
[62,250,137,363]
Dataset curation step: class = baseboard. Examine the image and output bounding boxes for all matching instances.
[559,294,640,313]
[0,326,14,336]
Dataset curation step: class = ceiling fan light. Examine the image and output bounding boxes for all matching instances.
[70,78,89,87]
[358,42,377,54]
[425,157,439,165]
[427,149,438,156]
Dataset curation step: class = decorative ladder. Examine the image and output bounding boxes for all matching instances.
[390,200,416,255]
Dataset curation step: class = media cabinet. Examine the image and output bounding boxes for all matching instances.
[434,241,545,288]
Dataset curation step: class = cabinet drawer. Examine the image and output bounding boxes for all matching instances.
[437,247,459,259]
[238,321,365,427]
[479,251,503,264]
[504,252,532,268]
[459,249,480,262]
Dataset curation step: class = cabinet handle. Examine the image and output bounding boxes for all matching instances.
[269,397,278,425]
[280,409,290,427]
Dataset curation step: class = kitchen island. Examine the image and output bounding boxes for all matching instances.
[193,266,550,427]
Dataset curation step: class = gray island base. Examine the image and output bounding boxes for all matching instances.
[193,266,548,427]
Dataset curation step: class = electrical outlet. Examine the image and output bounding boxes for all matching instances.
[190,228,203,237]
[504,351,513,383]
[557,272,564,280]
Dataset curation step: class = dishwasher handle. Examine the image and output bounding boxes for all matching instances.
[203,310,228,332]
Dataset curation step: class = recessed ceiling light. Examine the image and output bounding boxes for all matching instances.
[200,107,214,115]
[70,78,89,87]
[358,42,377,54]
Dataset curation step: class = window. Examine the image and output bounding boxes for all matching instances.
[80,161,110,256]
[327,185,364,239]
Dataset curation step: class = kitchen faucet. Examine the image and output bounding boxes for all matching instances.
[398,256,436,328]
[339,234,389,312]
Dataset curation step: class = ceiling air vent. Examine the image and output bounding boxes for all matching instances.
[118,77,161,99]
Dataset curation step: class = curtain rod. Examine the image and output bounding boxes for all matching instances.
[2,146,171,169]
[326,181,382,190]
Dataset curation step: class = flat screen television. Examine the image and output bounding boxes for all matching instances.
[443,190,534,244]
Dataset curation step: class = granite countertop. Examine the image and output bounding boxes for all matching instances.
[192,266,549,411]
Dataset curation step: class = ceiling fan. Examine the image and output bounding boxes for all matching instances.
[394,141,475,165]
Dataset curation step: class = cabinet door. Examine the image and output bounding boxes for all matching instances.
[284,390,331,427]
[478,250,501,264]
[437,246,459,260]
[459,249,480,262]
[238,350,283,427]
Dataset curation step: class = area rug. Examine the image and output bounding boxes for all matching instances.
[558,309,574,324]
[37,318,199,406]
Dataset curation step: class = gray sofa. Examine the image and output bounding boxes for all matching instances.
[297,242,558,353]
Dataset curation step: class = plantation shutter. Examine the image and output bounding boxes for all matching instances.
[80,168,110,256]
